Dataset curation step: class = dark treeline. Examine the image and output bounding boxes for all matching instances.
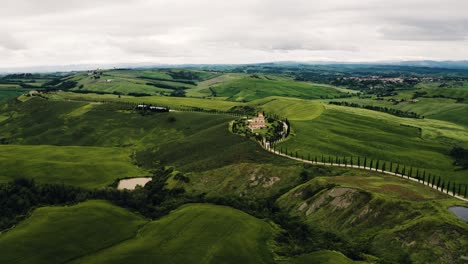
[450,146,468,169]
[145,82,189,91]
[138,76,197,85]
[0,178,89,230]
[329,101,423,119]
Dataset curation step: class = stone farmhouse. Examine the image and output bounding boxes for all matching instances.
[248,112,267,130]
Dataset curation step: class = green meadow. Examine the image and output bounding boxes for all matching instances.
[71,203,276,264]
[277,103,468,185]
[0,200,147,264]
[0,145,148,188]
[207,75,345,102]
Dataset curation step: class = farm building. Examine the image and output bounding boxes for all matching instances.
[248,113,267,130]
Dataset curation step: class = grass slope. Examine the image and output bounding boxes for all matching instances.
[279,104,468,185]
[70,203,276,264]
[210,76,344,102]
[0,145,148,188]
[0,200,147,264]
[277,171,468,263]
[284,250,365,264]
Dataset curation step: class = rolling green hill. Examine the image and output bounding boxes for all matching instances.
[71,203,276,264]
[0,200,147,264]
[0,145,148,188]
[277,104,468,186]
[206,75,345,102]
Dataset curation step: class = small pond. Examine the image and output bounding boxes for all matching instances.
[117,177,152,190]
[448,206,468,222]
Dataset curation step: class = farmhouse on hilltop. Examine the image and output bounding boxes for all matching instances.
[248,112,267,130]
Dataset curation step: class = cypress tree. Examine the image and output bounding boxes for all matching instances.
[370,160,374,170]
[423,174,426,184]
[402,166,406,177]
[436,176,441,190]
[441,181,445,192]
[416,169,420,179]
[295,151,298,158]
[390,162,393,172]
[457,184,461,196]
[431,174,436,187]
[350,157,353,167]
[328,156,331,164]
[315,156,318,163]
[376,160,380,171]
[382,162,386,172]
[364,157,367,168]
[464,185,467,198]
[357,157,361,168]
[335,156,339,164]
[396,164,400,175]
[453,183,457,196]
[409,167,413,178]
[446,182,450,194]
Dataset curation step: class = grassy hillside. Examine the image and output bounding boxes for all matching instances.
[207,75,345,102]
[69,69,221,96]
[284,250,365,264]
[0,97,291,186]
[0,200,147,264]
[277,171,468,263]
[0,145,148,188]
[71,203,276,264]
[278,104,468,185]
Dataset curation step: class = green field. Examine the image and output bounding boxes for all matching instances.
[0,145,148,188]
[206,75,345,102]
[0,200,147,264]
[278,104,468,185]
[0,202,279,264]
[71,203,276,264]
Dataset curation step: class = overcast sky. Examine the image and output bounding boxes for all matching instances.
[1,0,468,68]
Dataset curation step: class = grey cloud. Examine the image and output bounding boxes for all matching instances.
[0,34,26,51]
[379,19,468,41]
[1,0,468,67]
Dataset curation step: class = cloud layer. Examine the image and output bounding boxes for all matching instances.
[1,0,468,67]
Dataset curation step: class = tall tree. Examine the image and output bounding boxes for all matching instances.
[364,157,367,168]
[370,160,374,170]
[357,157,361,168]
[390,162,393,172]
[375,160,380,172]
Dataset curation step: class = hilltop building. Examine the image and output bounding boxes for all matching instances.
[248,112,267,130]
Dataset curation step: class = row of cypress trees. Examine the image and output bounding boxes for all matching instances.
[263,142,467,199]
